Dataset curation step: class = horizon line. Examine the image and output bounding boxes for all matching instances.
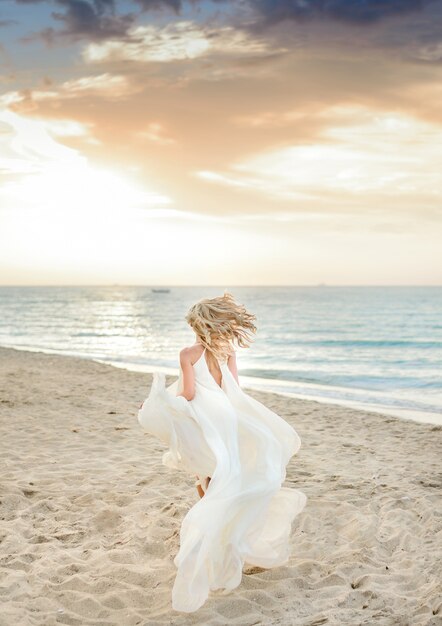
[0,284,441,288]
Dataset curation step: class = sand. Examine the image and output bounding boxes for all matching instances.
[0,346,440,626]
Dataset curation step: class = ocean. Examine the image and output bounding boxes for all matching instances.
[0,285,441,425]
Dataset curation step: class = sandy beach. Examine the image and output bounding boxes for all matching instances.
[0,345,440,626]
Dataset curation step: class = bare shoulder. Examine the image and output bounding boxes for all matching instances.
[179,344,203,365]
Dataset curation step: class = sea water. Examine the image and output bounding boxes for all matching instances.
[0,286,441,424]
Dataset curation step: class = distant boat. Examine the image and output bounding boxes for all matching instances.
[152,288,170,293]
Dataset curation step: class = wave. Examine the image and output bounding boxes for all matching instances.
[239,367,442,391]
[282,339,442,348]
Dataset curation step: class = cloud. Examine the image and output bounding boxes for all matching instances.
[0,108,172,211]
[97,0,436,26]
[412,41,442,62]
[0,19,19,27]
[17,0,136,43]
[13,0,228,46]
[135,122,176,145]
[0,109,88,179]
[232,109,317,128]
[42,72,135,98]
[83,20,280,63]
[195,105,442,216]
[0,73,137,114]
[249,0,436,26]
[133,0,231,13]
[134,0,181,11]
[12,0,442,60]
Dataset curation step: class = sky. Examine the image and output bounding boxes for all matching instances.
[0,0,441,285]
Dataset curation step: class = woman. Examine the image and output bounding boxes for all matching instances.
[138,292,306,613]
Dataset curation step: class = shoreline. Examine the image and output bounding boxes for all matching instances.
[1,345,440,625]
[1,343,440,426]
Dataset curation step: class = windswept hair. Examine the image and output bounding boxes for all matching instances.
[185,291,257,361]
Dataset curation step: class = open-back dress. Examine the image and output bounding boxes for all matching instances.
[137,347,307,613]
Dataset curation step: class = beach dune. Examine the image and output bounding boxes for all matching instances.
[0,346,440,625]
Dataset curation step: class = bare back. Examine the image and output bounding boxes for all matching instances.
[178,343,239,400]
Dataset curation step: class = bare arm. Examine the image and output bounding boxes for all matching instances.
[177,348,196,401]
[227,351,240,385]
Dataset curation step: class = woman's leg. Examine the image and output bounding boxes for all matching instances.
[195,475,205,498]
[195,475,211,498]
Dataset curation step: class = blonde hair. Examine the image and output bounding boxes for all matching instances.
[185,291,257,361]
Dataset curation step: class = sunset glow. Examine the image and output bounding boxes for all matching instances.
[1,1,441,285]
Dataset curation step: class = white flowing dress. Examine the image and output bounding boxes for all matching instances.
[137,348,307,613]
